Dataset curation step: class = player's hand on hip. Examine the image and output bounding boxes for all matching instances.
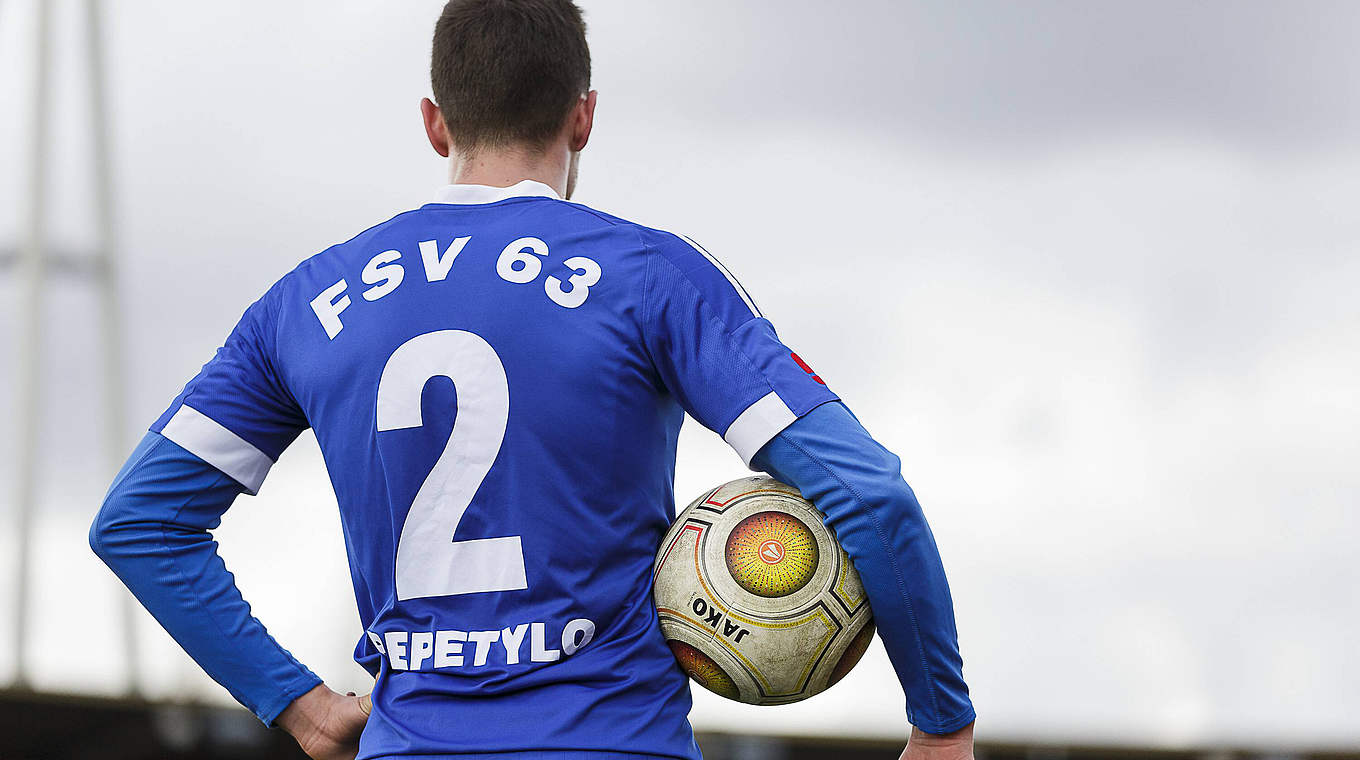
[277,684,372,760]
[899,721,974,760]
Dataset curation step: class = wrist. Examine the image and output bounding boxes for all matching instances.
[910,720,974,747]
[276,683,337,740]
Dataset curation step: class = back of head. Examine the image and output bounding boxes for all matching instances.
[431,0,591,155]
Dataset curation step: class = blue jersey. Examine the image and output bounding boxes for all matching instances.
[149,180,839,758]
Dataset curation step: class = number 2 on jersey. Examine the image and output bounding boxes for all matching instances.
[376,330,526,600]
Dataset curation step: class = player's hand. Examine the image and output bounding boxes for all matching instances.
[899,721,974,760]
[277,684,372,760]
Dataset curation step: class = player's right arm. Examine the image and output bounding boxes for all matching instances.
[89,431,323,722]
[89,287,369,758]
[640,230,975,753]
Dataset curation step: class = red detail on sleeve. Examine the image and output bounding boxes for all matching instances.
[790,352,826,385]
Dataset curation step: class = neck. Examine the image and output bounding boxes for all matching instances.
[448,145,568,197]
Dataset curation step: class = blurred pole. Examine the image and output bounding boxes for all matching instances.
[85,0,142,697]
[12,0,53,691]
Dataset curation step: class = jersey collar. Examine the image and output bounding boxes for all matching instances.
[430,179,561,205]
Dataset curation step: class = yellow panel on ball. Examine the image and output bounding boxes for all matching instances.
[723,511,819,598]
[667,640,740,700]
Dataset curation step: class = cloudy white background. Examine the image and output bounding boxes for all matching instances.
[1,0,1357,751]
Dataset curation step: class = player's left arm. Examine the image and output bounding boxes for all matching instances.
[751,401,976,742]
[638,229,974,747]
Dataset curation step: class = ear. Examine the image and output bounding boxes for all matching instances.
[421,97,451,158]
[568,90,597,153]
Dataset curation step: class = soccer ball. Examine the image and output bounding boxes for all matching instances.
[653,475,875,705]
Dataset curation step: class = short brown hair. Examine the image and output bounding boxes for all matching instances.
[431,0,590,153]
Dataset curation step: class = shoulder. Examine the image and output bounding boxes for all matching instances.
[643,230,762,318]
[286,207,431,280]
[542,199,701,257]
[252,206,431,309]
[633,227,763,324]
[550,200,759,311]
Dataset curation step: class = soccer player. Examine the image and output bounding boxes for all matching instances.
[90,2,976,758]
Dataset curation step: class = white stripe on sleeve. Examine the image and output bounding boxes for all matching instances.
[159,404,274,495]
[723,391,797,467]
[680,235,762,318]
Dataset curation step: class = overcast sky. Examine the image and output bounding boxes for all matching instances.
[1,0,1358,750]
